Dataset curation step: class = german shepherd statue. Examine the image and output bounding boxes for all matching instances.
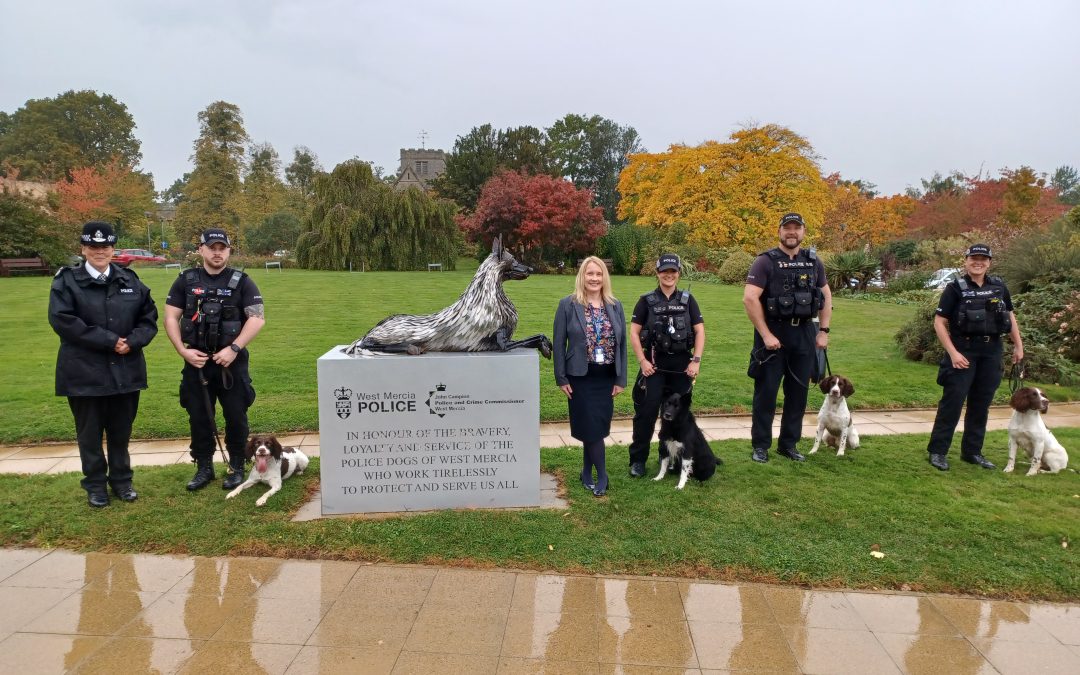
[346,236,552,358]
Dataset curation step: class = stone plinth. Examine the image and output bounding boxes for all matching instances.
[317,347,540,514]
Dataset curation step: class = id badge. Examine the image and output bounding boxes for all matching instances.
[593,347,606,363]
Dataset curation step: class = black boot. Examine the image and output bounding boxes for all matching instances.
[222,458,245,490]
[187,457,216,491]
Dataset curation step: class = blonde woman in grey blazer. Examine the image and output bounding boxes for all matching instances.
[553,256,627,496]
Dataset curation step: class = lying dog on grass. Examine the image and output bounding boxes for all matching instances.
[809,375,860,457]
[1005,387,1069,476]
[654,390,718,489]
[225,434,310,506]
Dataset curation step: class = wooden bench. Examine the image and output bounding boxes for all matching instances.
[0,256,50,277]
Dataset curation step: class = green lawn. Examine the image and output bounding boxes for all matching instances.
[1,266,1076,443]
[1,429,1077,601]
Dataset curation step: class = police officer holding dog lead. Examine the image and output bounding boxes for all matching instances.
[926,244,1023,471]
[164,228,265,491]
[627,253,705,477]
[743,213,832,464]
[49,222,158,508]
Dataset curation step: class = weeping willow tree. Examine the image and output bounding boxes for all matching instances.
[295,160,459,270]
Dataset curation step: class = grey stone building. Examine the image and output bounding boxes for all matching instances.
[392,148,447,192]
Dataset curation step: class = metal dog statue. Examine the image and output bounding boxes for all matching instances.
[347,236,552,358]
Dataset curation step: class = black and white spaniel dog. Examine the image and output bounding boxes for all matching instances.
[809,375,860,457]
[653,391,719,489]
[1005,387,1069,476]
[225,434,310,506]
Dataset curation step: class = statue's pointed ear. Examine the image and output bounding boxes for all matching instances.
[492,236,502,257]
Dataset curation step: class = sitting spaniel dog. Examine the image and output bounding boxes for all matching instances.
[225,434,310,506]
[1005,387,1069,476]
[809,375,860,457]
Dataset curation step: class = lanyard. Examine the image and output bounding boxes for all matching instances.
[589,305,606,343]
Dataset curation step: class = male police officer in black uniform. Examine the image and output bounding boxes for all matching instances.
[926,244,1024,471]
[743,213,832,463]
[49,222,158,507]
[164,228,265,490]
[628,253,705,477]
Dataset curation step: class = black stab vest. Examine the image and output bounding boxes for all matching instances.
[178,268,246,351]
[760,248,823,321]
[953,276,1011,336]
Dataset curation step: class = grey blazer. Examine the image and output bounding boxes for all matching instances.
[553,295,627,388]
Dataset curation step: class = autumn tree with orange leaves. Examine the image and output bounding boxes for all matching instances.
[617,124,831,251]
[55,158,155,236]
[818,175,916,250]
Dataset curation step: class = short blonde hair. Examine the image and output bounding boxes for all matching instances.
[573,256,615,306]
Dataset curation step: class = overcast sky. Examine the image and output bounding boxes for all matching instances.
[3,0,1078,196]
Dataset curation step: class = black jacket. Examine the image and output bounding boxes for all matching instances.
[49,263,158,396]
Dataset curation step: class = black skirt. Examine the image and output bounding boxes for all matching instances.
[567,363,617,442]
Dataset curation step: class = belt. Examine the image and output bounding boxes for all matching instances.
[961,335,1000,343]
[769,318,811,326]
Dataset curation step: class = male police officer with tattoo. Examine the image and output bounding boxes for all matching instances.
[164,228,265,490]
[743,213,832,463]
[49,222,158,507]
[628,253,705,477]
[926,244,1023,471]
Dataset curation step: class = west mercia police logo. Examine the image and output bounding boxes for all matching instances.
[335,387,353,419]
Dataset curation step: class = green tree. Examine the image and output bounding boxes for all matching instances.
[161,173,190,205]
[173,101,249,247]
[0,189,69,264]
[285,146,322,201]
[245,211,301,255]
[239,142,287,238]
[432,124,556,212]
[296,160,458,271]
[0,90,142,181]
[547,113,643,222]
[1051,165,1080,206]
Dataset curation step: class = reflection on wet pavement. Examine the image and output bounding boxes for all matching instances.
[0,547,1078,674]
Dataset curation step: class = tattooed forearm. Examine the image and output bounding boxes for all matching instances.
[245,304,265,319]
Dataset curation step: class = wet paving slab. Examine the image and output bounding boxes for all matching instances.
[1,547,1078,674]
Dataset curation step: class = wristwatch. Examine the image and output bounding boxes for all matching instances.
[819,327,830,334]
[691,356,701,363]
[229,343,242,353]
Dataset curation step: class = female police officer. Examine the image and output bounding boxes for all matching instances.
[627,253,705,477]
[49,222,158,507]
[926,244,1024,471]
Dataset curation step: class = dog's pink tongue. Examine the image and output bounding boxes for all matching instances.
[256,455,268,474]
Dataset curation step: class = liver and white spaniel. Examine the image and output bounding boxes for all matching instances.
[225,434,310,506]
[1005,387,1069,476]
[809,375,860,457]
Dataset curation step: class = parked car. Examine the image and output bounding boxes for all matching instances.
[926,268,960,290]
[111,249,167,267]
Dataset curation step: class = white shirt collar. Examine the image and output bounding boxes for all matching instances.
[85,262,110,279]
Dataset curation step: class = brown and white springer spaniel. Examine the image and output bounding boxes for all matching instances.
[225,434,310,506]
[1005,387,1069,476]
[809,375,860,457]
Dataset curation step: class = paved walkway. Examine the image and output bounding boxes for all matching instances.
[1,547,1078,674]
[3,406,1079,673]
[2,404,1079,474]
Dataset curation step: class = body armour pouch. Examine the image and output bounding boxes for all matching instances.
[197,300,223,352]
[793,291,813,318]
[959,307,990,335]
[220,305,242,345]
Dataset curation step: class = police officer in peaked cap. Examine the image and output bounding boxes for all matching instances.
[926,244,1024,471]
[163,228,266,491]
[743,213,832,463]
[48,221,158,507]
